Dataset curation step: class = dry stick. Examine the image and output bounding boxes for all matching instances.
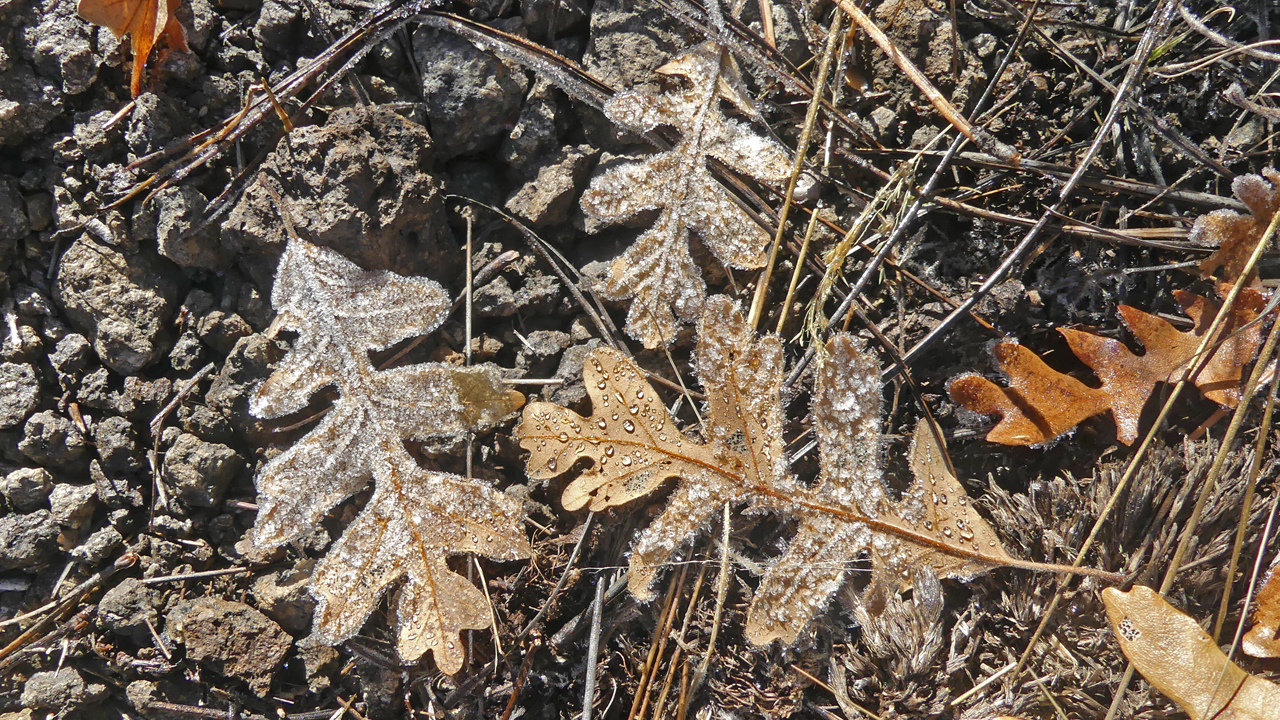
[517,512,594,641]
[831,0,1018,162]
[627,569,686,720]
[784,0,1042,389]
[1214,329,1280,640]
[650,563,709,720]
[746,10,843,330]
[139,566,251,585]
[890,0,1177,379]
[581,573,606,720]
[776,201,825,334]
[634,565,689,720]
[690,503,732,699]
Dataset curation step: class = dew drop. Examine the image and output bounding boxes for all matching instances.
[629,405,640,416]
[605,446,615,457]
[558,432,569,443]
[623,419,636,433]
[547,458,557,471]
[622,456,632,466]
[597,418,607,429]
[942,527,953,537]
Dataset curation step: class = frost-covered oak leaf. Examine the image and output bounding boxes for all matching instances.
[517,296,1017,645]
[583,42,793,348]
[251,239,529,674]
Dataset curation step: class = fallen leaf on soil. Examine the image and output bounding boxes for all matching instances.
[250,238,529,674]
[518,295,1018,645]
[949,284,1270,446]
[582,42,792,348]
[77,0,189,97]
[1192,169,1280,287]
[1243,562,1280,658]
[1103,585,1280,719]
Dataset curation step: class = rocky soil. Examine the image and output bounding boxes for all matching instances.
[1,0,1279,718]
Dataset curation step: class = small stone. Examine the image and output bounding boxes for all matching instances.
[93,415,143,474]
[168,330,206,372]
[162,433,244,507]
[0,362,40,429]
[55,237,184,375]
[25,192,54,232]
[49,333,92,377]
[869,106,897,139]
[166,597,292,697]
[0,510,60,570]
[154,186,231,270]
[504,144,597,227]
[1,324,43,363]
[69,524,122,564]
[0,176,30,244]
[19,411,89,468]
[49,483,97,529]
[473,276,518,318]
[2,468,53,512]
[250,561,316,634]
[20,669,108,716]
[98,577,162,643]
[297,635,340,693]
[196,311,252,356]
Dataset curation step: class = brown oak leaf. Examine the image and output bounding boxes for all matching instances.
[1192,170,1280,287]
[77,0,190,97]
[250,239,529,674]
[518,296,1021,645]
[949,285,1270,446]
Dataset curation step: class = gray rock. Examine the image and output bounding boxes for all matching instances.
[49,482,97,528]
[0,362,40,429]
[70,524,122,564]
[166,597,292,697]
[2,323,43,363]
[25,191,54,232]
[251,562,316,634]
[0,176,29,244]
[126,93,189,157]
[19,411,89,467]
[582,0,694,93]
[499,78,567,172]
[551,340,602,408]
[55,237,184,374]
[49,333,92,377]
[20,669,108,717]
[253,0,300,50]
[504,144,597,227]
[154,186,230,270]
[168,330,206,372]
[221,105,454,282]
[297,635,340,693]
[0,510,60,570]
[93,415,142,474]
[2,467,53,512]
[413,27,529,159]
[98,577,161,642]
[474,276,518,318]
[196,311,252,356]
[30,2,101,95]
[92,460,145,509]
[514,274,562,313]
[0,64,63,147]
[162,433,243,507]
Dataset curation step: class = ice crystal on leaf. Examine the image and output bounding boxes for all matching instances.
[1191,169,1280,287]
[582,42,793,348]
[251,239,529,674]
[517,296,1017,645]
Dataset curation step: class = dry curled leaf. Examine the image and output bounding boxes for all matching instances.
[1103,585,1280,719]
[949,285,1270,446]
[582,42,792,348]
[1243,562,1280,658]
[77,0,189,97]
[518,296,1018,645]
[251,239,529,674]
[1192,170,1280,287]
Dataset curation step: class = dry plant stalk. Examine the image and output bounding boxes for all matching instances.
[581,42,792,348]
[250,239,529,674]
[77,0,189,97]
[1104,585,1280,719]
[949,284,1269,446]
[518,296,1037,645]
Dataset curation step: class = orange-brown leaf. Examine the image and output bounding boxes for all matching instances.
[1244,562,1280,658]
[950,286,1270,446]
[77,0,189,97]
[1193,170,1280,287]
